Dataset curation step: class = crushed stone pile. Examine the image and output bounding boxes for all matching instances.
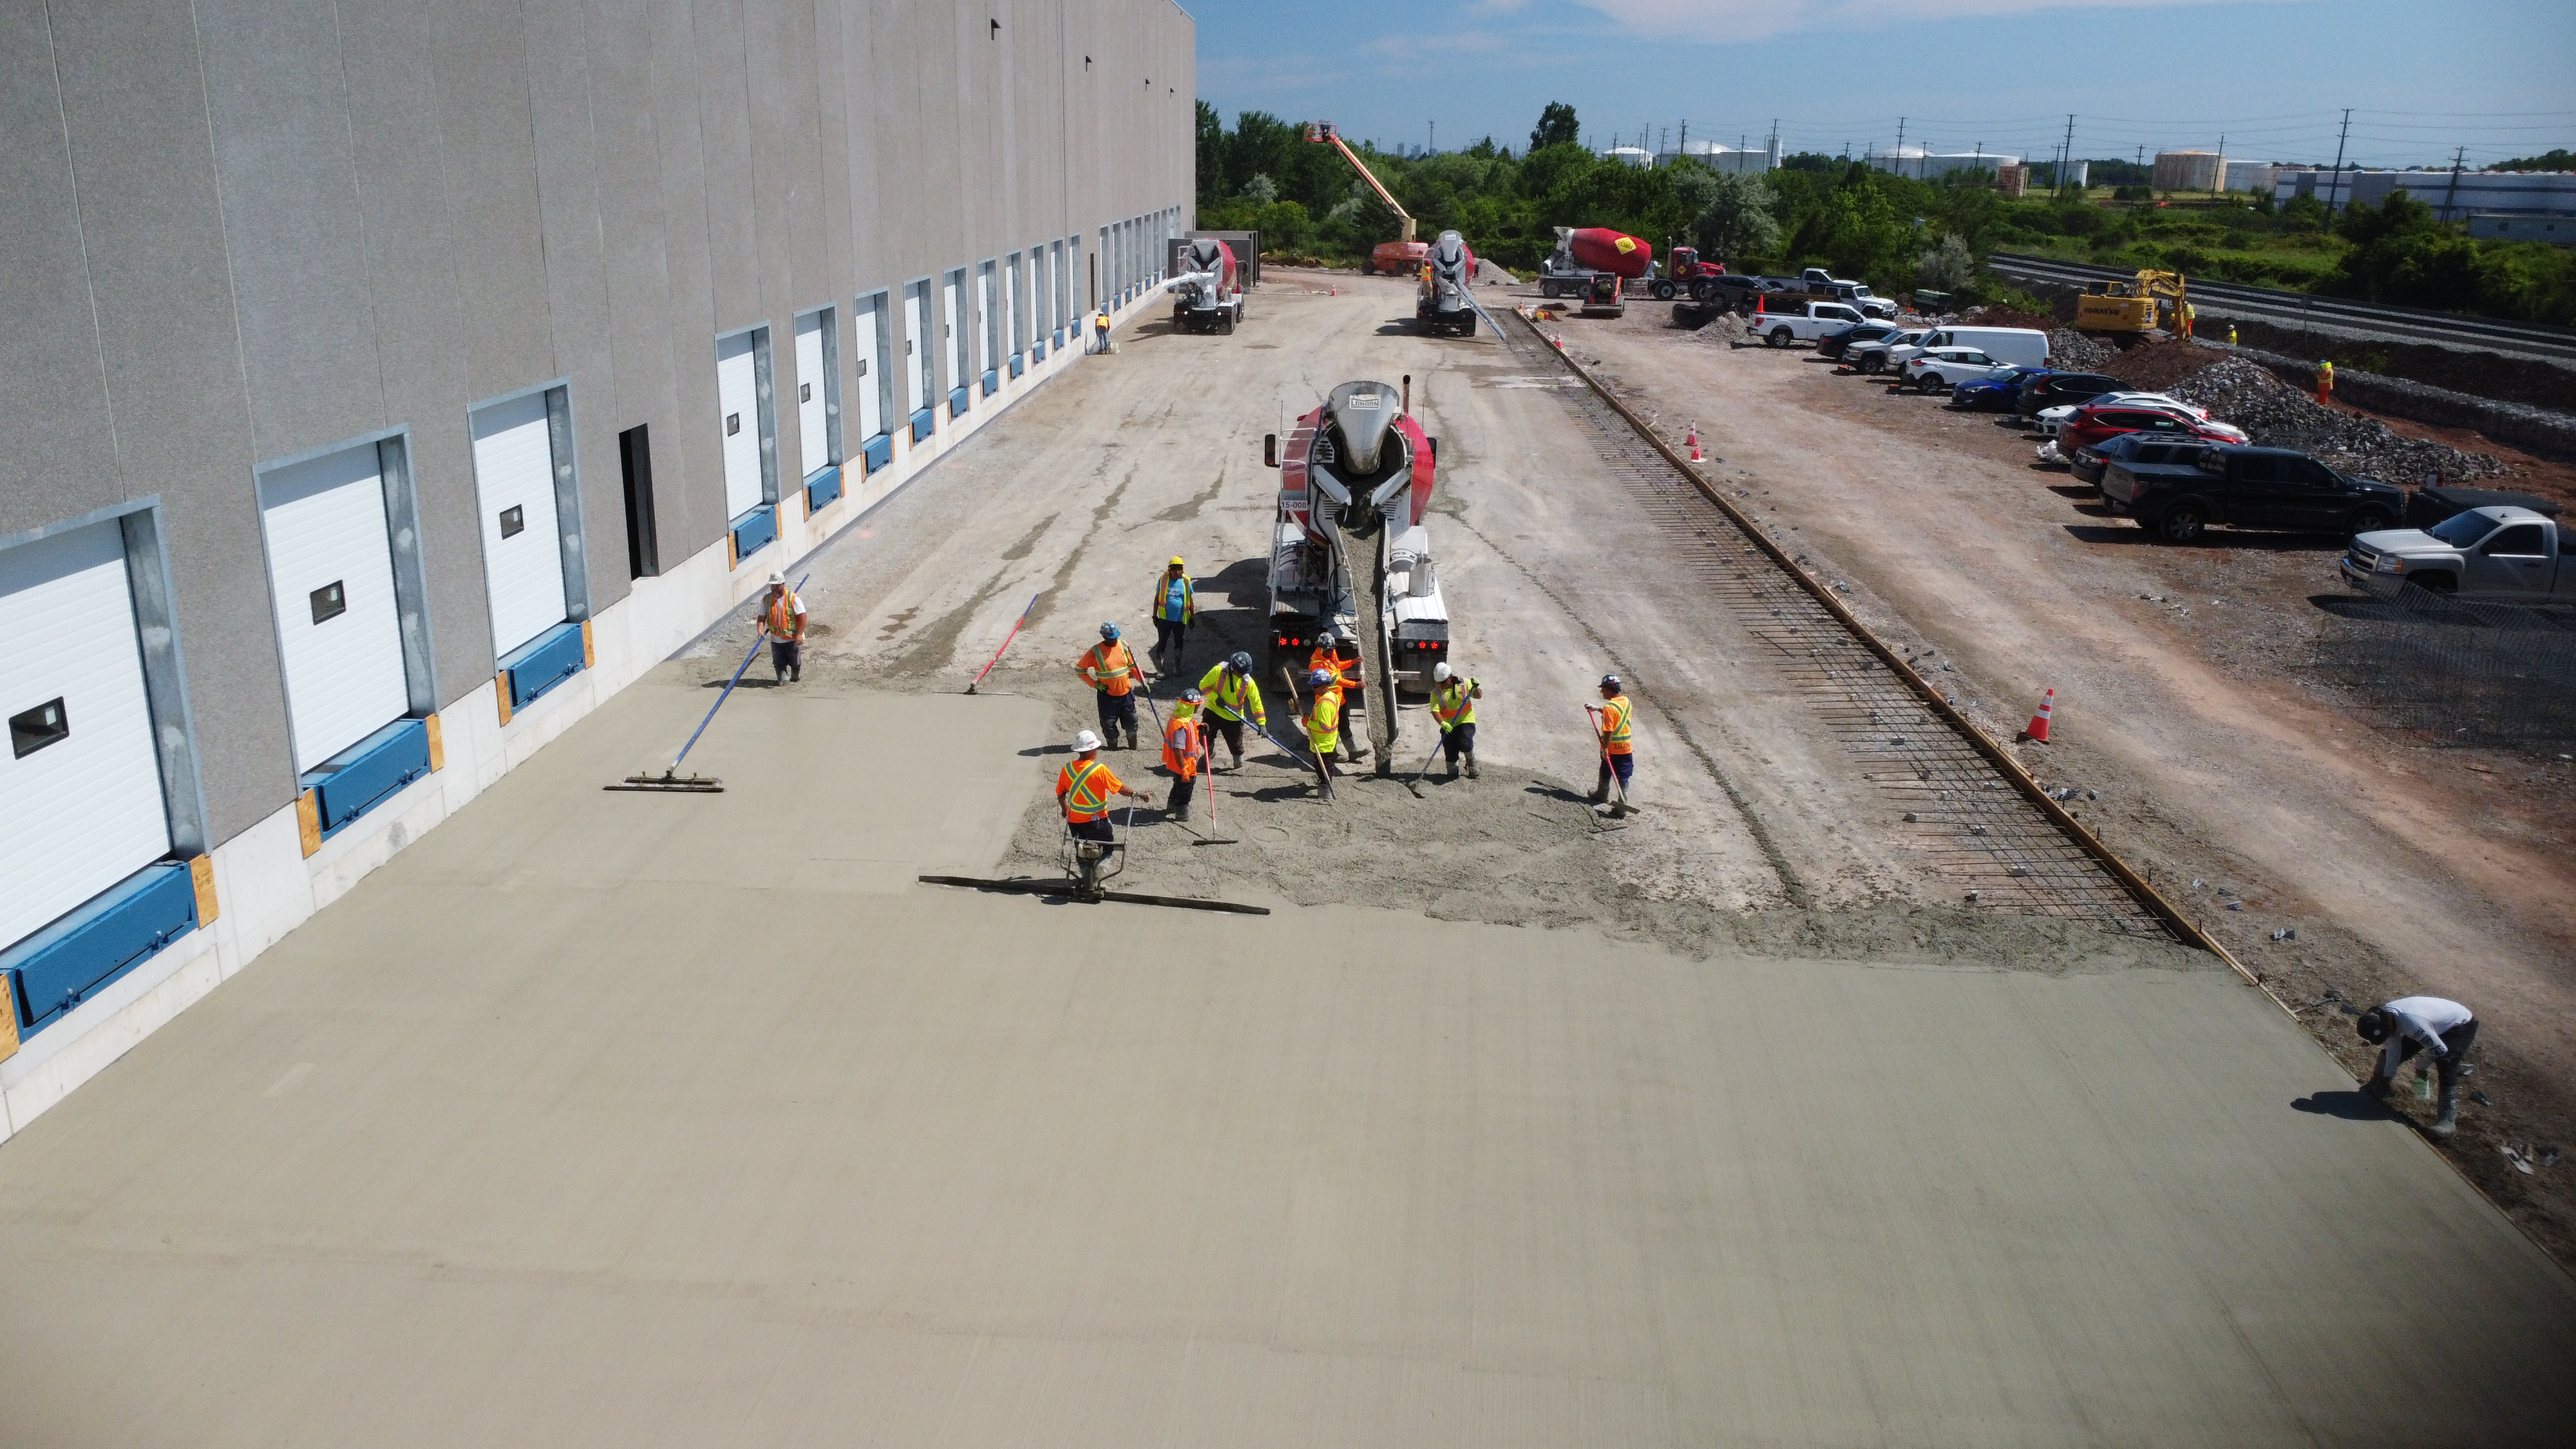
[2047,328,2113,372]
[2171,359,2508,482]
[1694,311,1750,346]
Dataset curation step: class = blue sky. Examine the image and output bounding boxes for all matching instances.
[1191,0,2576,169]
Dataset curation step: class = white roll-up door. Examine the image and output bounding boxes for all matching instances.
[902,287,929,413]
[470,392,569,658]
[795,312,830,478]
[853,294,886,439]
[942,274,963,395]
[259,445,409,771]
[717,332,763,516]
[0,521,170,949]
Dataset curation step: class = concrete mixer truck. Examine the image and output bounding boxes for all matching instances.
[1260,377,1452,772]
[1416,230,1480,336]
[1164,236,1244,333]
[1537,226,1654,318]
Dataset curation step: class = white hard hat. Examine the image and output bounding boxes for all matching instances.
[1074,730,1101,752]
[766,571,786,587]
[1433,662,1453,682]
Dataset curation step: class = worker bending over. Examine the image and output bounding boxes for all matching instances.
[1075,622,1144,750]
[758,572,806,684]
[1195,653,1269,772]
[1302,668,1343,798]
[2357,995,2478,1137]
[1431,662,1482,780]
[1587,673,1635,816]
[1161,688,1208,822]
[1308,629,1365,759]
[1057,730,1147,844]
[1151,557,1195,674]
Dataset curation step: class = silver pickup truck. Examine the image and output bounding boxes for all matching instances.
[2343,506,2573,598]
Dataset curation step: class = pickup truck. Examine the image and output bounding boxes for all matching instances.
[2344,506,2575,598]
[1797,269,1899,318]
[1750,300,1871,346]
[2105,444,2403,545]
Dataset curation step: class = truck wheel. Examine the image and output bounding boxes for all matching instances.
[1652,279,1676,301]
[1361,259,1376,276]
[1540,279,1558,299]
[2347,505,2394,536]
[2153,502,2208,544]
[1860,355,1884,374]
[1768,327,1794,348]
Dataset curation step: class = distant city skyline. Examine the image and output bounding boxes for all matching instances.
[1195,0,2575,172]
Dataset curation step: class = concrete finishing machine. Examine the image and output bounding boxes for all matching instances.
[1261,378,1450,772]
[1417,230,1480,336]
[1163,236,1244,333]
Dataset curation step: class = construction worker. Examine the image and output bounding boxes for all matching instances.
[2226,323,2239,348]
[1430,661,1482,780]
[758,571,806,683]
[1092,307,1112,354]
[1075,622,1144,750]
[1302,667,1342,795]
[1587,673,1634,816]
[1195,651,1269,772]
[2357,996,2478,1138]
[1057,729,1148,844]
[1308,628,1364,759]
[1161,688,1207,820]
[2316,358,2334,406]
[1150,556,1195,674]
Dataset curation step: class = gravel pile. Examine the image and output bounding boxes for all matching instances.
[2048,328,2112,372]
[2172,359,2508,482]
[1695,311,1751,346]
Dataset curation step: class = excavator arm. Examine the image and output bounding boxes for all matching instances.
[1305,122,1416,243]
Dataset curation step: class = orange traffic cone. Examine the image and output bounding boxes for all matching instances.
[1687,421,1703,462]
[2019,688,2054,744]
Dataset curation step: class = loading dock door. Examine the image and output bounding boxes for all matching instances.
[715,333,764,518]
[0,521,171,950]
[902,287,929,415]
[942,272,965,408]
[794,312,831,479]
[470,393,570,657]
[853,294,886,440]
[259,445,409,772]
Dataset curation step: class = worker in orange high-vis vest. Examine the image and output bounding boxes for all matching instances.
[1057,729,1146,845]
[1307,628,1365,759]
[757,571,806,683]
[1074,621,1144,750]
[1160,688,1208,820]
[1587,673,1634,817]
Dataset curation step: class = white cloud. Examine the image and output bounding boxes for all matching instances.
[1569,0,2290,41]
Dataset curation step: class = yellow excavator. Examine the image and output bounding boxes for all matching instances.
[2074,269,2188,338]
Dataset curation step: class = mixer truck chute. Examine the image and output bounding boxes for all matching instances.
[1264,379,1452,772]
[1164,236,1244,333]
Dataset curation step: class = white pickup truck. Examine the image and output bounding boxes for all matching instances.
[2344,506,2574,598]
[1751,300,1870,347]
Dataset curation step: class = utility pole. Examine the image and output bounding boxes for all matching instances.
[1678,119,1687,157]
[1428,120,1434,154]
[2325,108,2352,213]
[2214,133,2226,200]
[2060,113,2076,195]
[1895,116,1907,177]
[2438,144,2468,222]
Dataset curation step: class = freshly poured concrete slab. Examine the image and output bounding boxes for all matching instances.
[0,683,2569,1446]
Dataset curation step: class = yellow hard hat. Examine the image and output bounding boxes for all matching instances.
[1168,556,1185,568]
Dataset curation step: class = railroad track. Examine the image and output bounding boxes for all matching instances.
[1502,309,2263,960]
[1990,252,2576,366]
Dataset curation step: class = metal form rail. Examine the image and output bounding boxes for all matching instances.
[1989,252,2576,366]
[1506,310,2271,983]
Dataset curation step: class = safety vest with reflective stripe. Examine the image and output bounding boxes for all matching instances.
[1305,688,1341,753]
[1599,695,1634,755]
[1078,641,1139,696]
[1057,758,1122,822]
[1155,574,1195,622]
[763,591,803,641]
[1195,665,1265,724]
[1432,679,1477,728]
[1308,647,1357,694]
[1162,710,1203,779]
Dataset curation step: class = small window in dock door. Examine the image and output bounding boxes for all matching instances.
[10,697,70,759]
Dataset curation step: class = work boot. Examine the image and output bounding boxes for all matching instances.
[1587,783,1610,804]
[2432,1081,2461,1137]
[1464,753,1479,779]
[1446,757,1461,782]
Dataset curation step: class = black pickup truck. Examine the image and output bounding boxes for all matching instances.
[2102,444,2404,545]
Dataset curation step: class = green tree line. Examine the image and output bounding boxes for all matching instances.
[1194,101,2575,324]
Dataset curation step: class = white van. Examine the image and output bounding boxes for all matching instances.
[1913,327,2049,370]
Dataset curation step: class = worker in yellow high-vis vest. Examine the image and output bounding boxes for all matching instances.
[1150,556,1195,674]
[1196,652,1269,772]
[1587,673,1634,817]
[1302,667,1342,800]
[1430,661,1482,781]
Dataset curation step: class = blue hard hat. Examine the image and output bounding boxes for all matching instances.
[1100,621,1120,639]
[1309,668,1333,686]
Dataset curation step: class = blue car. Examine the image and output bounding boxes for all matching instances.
[1951,366,2052,412]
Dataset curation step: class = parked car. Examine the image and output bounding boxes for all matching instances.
[2344,506,2573,597]
[2014,372,2121,422]
[2048,404,2246,468]
[1951,366,2050,412]
[1851,324,2045,375]
[2035,390,2219,437]
[2107,445,2403,545]
[1902,347,2021,393]
[1684,273,1767,312]
[2070,431,2213,488]
[1751,300,1871,347]
[1845,328,1936,374]
[1819,320,1901,360]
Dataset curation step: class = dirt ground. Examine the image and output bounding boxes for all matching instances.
[1547,290,2576,1262]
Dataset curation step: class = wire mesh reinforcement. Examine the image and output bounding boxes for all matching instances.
[1500,319,2166,933]
[2315,584,2576,746]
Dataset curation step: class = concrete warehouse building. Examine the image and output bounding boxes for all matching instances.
[0,0,1192,1129]
[1865,146,2022,180]
[2277,166,2576,221]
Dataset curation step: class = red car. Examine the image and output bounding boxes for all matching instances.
[2058,401,2247,460]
